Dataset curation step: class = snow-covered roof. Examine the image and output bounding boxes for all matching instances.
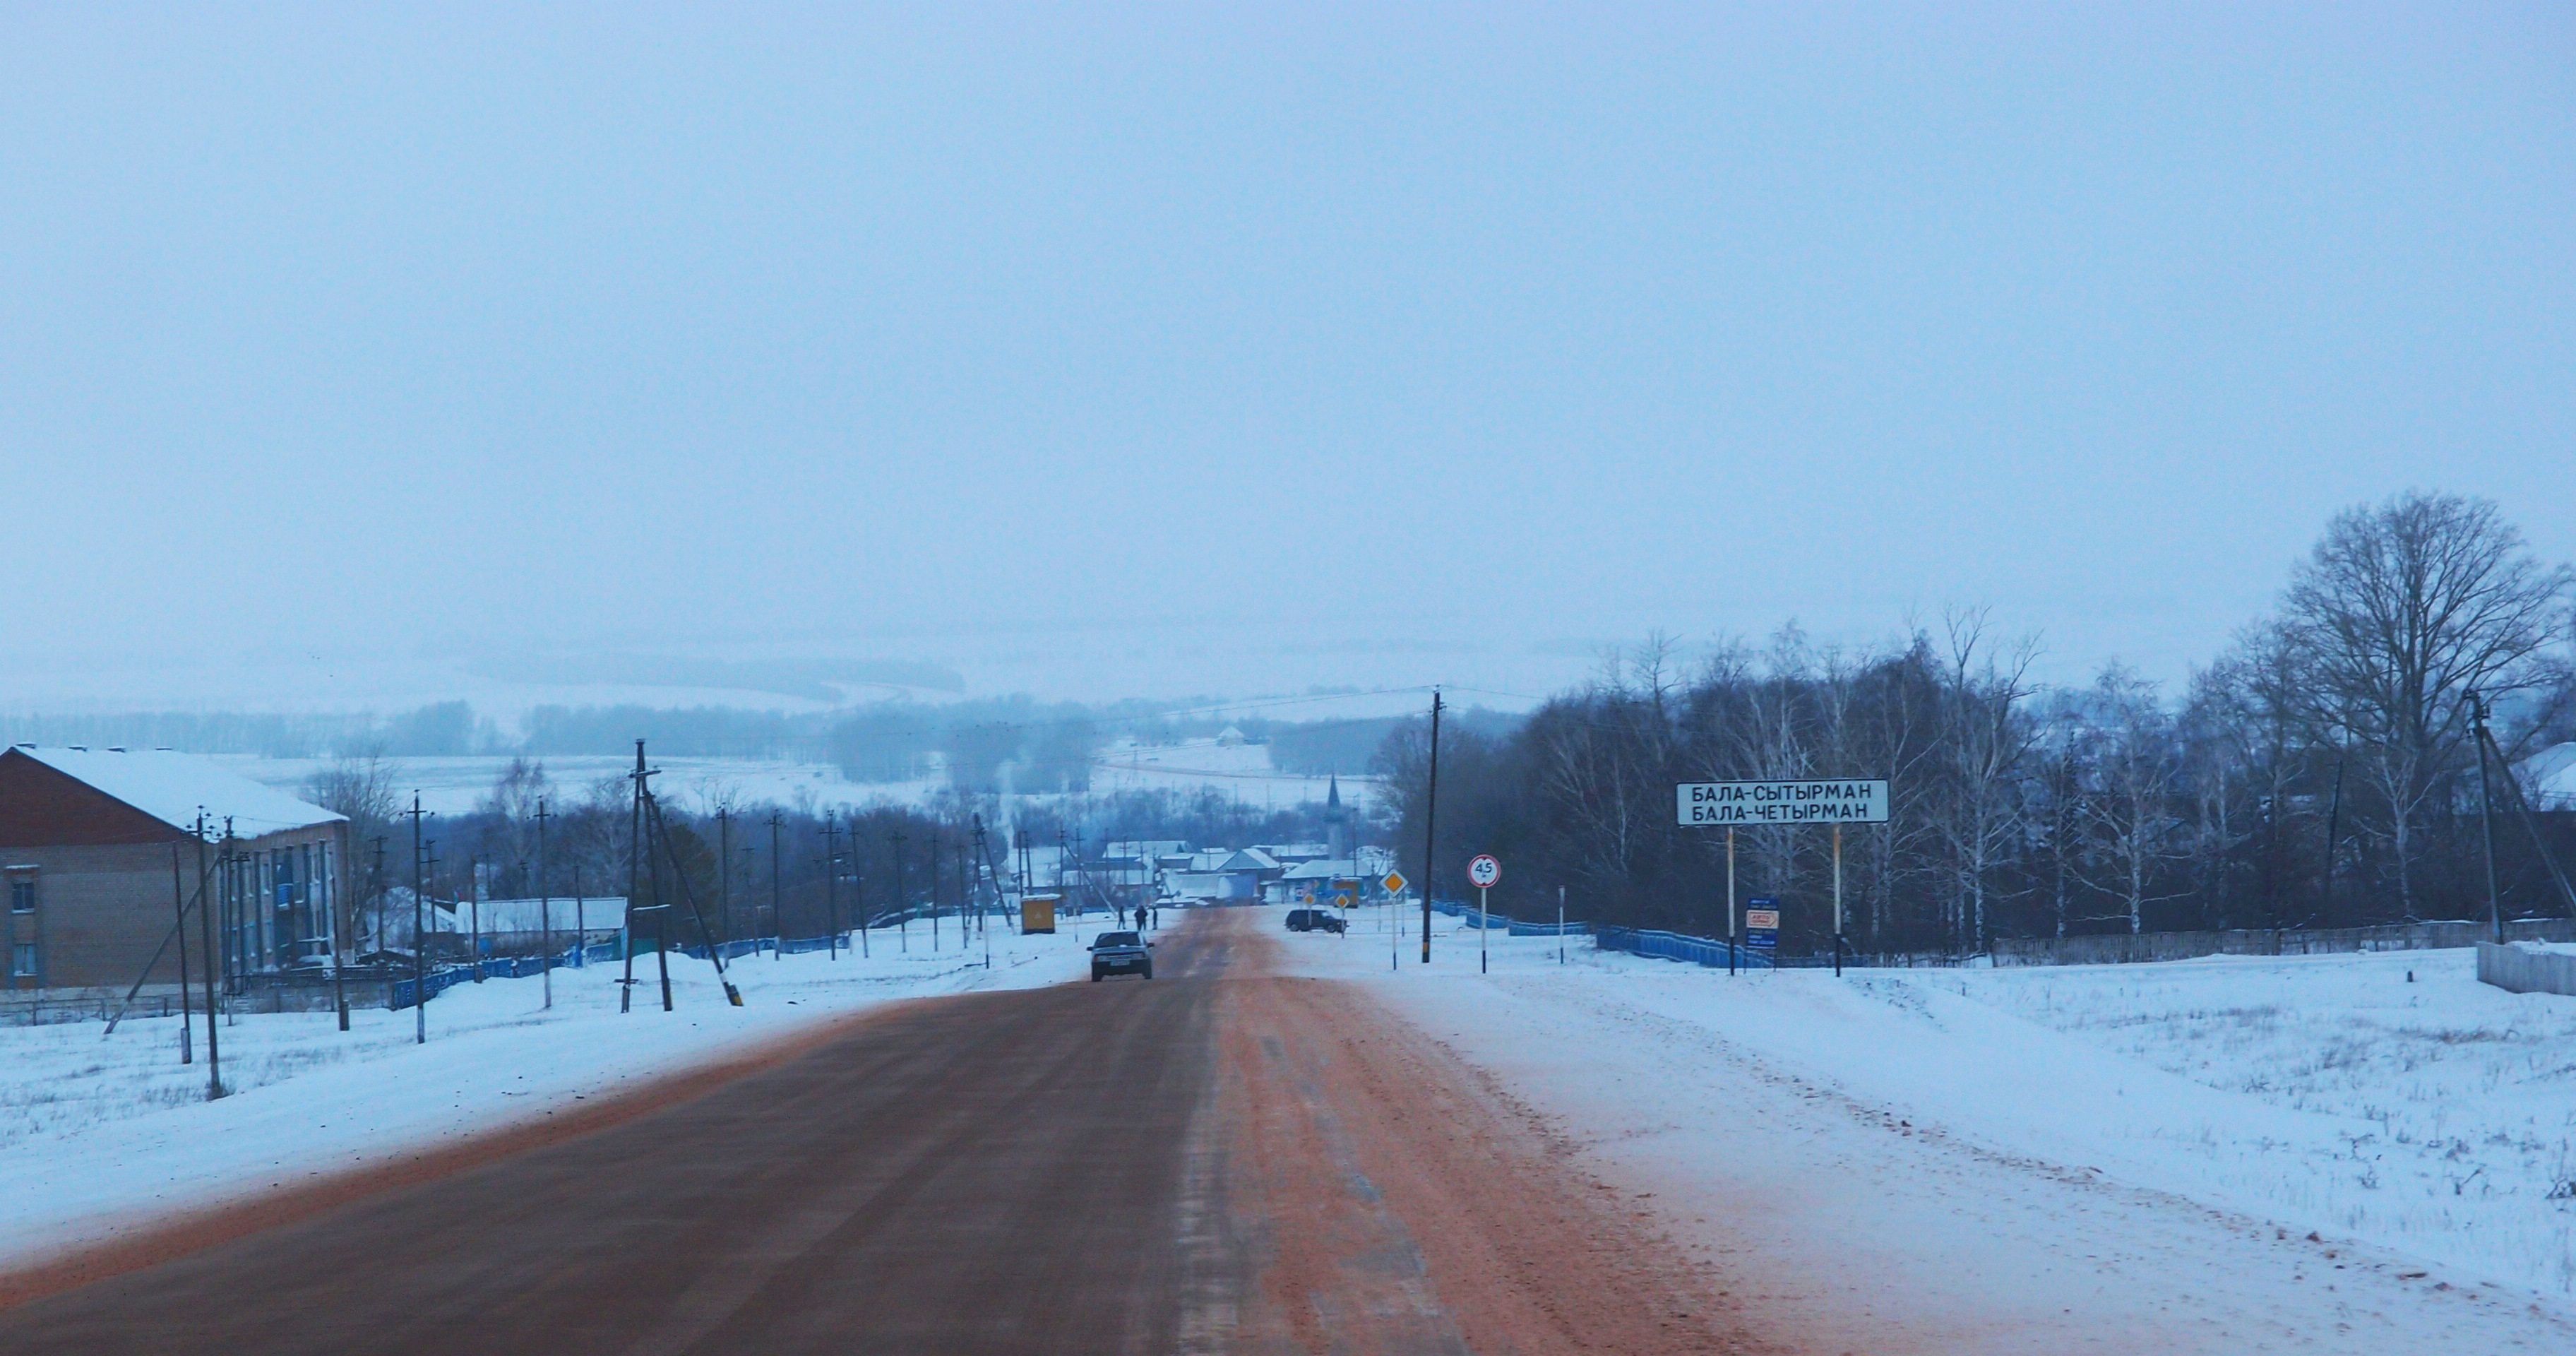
[2523,742,2576,811]
[1224,848,1283,872]
[8,746,344,838]
[1280,859,1357,880]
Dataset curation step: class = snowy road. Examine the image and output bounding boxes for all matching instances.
[12,906,2570,1353]
[0,912,1725,1355]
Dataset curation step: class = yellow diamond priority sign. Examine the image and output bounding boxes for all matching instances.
[1381,871,1408,896]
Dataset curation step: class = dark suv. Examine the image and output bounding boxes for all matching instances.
[1089,931,1152,981]
[1284,908,1347,934]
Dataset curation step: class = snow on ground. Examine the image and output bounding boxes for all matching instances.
[1957,948,2576,1290]
[215,754,901,818]
[1277,905,2576,1353]
[0,924,1088,1271]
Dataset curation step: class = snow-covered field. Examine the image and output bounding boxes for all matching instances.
[1283,905,2576,1352]
[0,926,1088,1272]
[1959,948,2576,1294]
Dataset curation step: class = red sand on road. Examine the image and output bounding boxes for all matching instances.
[0,910,1768,1354]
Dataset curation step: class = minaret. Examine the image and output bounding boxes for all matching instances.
[1325,773,1347,863]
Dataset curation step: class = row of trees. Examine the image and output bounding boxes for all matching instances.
[308,760,1358,954]
[1377,493,2576,954]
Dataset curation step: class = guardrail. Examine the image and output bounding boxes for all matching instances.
[1594,924,1775,971]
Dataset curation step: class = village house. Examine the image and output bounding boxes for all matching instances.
[0,746,348,993]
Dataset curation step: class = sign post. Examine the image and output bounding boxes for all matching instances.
[1676,780,1890,974]
[1382,870,1408,972]
[1467,854,1501,974]
[1726,827,1738,976]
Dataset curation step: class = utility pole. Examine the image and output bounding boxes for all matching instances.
[329,829,349,1031]
[535,797,554,1010]
[2471,690,2504,944]
[823,814,842,961]
[371,835,387,968]
[768,811,785,962]
[469,854,484,982]
[170,845,192,1064]
[622,741,646,1013]
[194,811,221,1098]
[408,794,427,1045]
[1420,689,1441,965]
[715,806,732,948]
[573,859,586,968]
[929,833,942,952]
[891,831,910,953]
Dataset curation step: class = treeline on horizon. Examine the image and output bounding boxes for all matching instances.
[312,758,1357,951]
[0,695,1417,794]
[1371,492,2576,955]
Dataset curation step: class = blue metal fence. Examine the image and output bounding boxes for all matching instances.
[1593,924,1774,970]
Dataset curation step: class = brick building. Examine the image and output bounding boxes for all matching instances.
[0,747,349,992]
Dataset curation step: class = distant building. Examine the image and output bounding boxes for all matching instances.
[424,896,630,955]
[0,746,348,991]
[2526,743,2576,814]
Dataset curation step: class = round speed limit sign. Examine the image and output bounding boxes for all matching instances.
[1467,854,1501,888]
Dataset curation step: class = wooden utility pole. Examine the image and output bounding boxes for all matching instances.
[769,811,785,962]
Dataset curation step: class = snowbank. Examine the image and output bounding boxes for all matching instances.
[0,926,1087,1271]
[1279,904,2576,1352]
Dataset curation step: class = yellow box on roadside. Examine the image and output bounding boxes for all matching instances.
[1021,895,1058,934]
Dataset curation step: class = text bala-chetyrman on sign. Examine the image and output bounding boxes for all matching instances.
[1675,780,1891,826]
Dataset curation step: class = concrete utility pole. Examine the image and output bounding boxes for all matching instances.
[2470,689,2504,944]
[330,828,349,1030]
[1420,689,1441,965]
[170,844,192,1064]
[370,835,387,968]
[823,814,842,961]
[891,831,909,953]
[768,811,785,962]
[195,811,222,1097]
[622,742,646,1013]
[929,833,941,952]
[715,807,732,948]
[535,797,554,1010]
[469,855,484,982]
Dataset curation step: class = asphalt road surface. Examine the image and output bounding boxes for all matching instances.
[0,912,1750,1355]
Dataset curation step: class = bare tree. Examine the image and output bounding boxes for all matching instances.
[1934,608,2037,952]
[2282,492,2574,917]
[2075,665,2188,934]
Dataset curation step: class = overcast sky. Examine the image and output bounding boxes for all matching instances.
[3,4,2570,709]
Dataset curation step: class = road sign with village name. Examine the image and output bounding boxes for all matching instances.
[1676,779,1890,826]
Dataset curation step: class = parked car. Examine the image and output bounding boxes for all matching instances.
[1284,908,1347,934]
[1089,930,1152,981]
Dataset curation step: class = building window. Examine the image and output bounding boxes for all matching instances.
[7,879,31,914]
[11,944,34,978]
